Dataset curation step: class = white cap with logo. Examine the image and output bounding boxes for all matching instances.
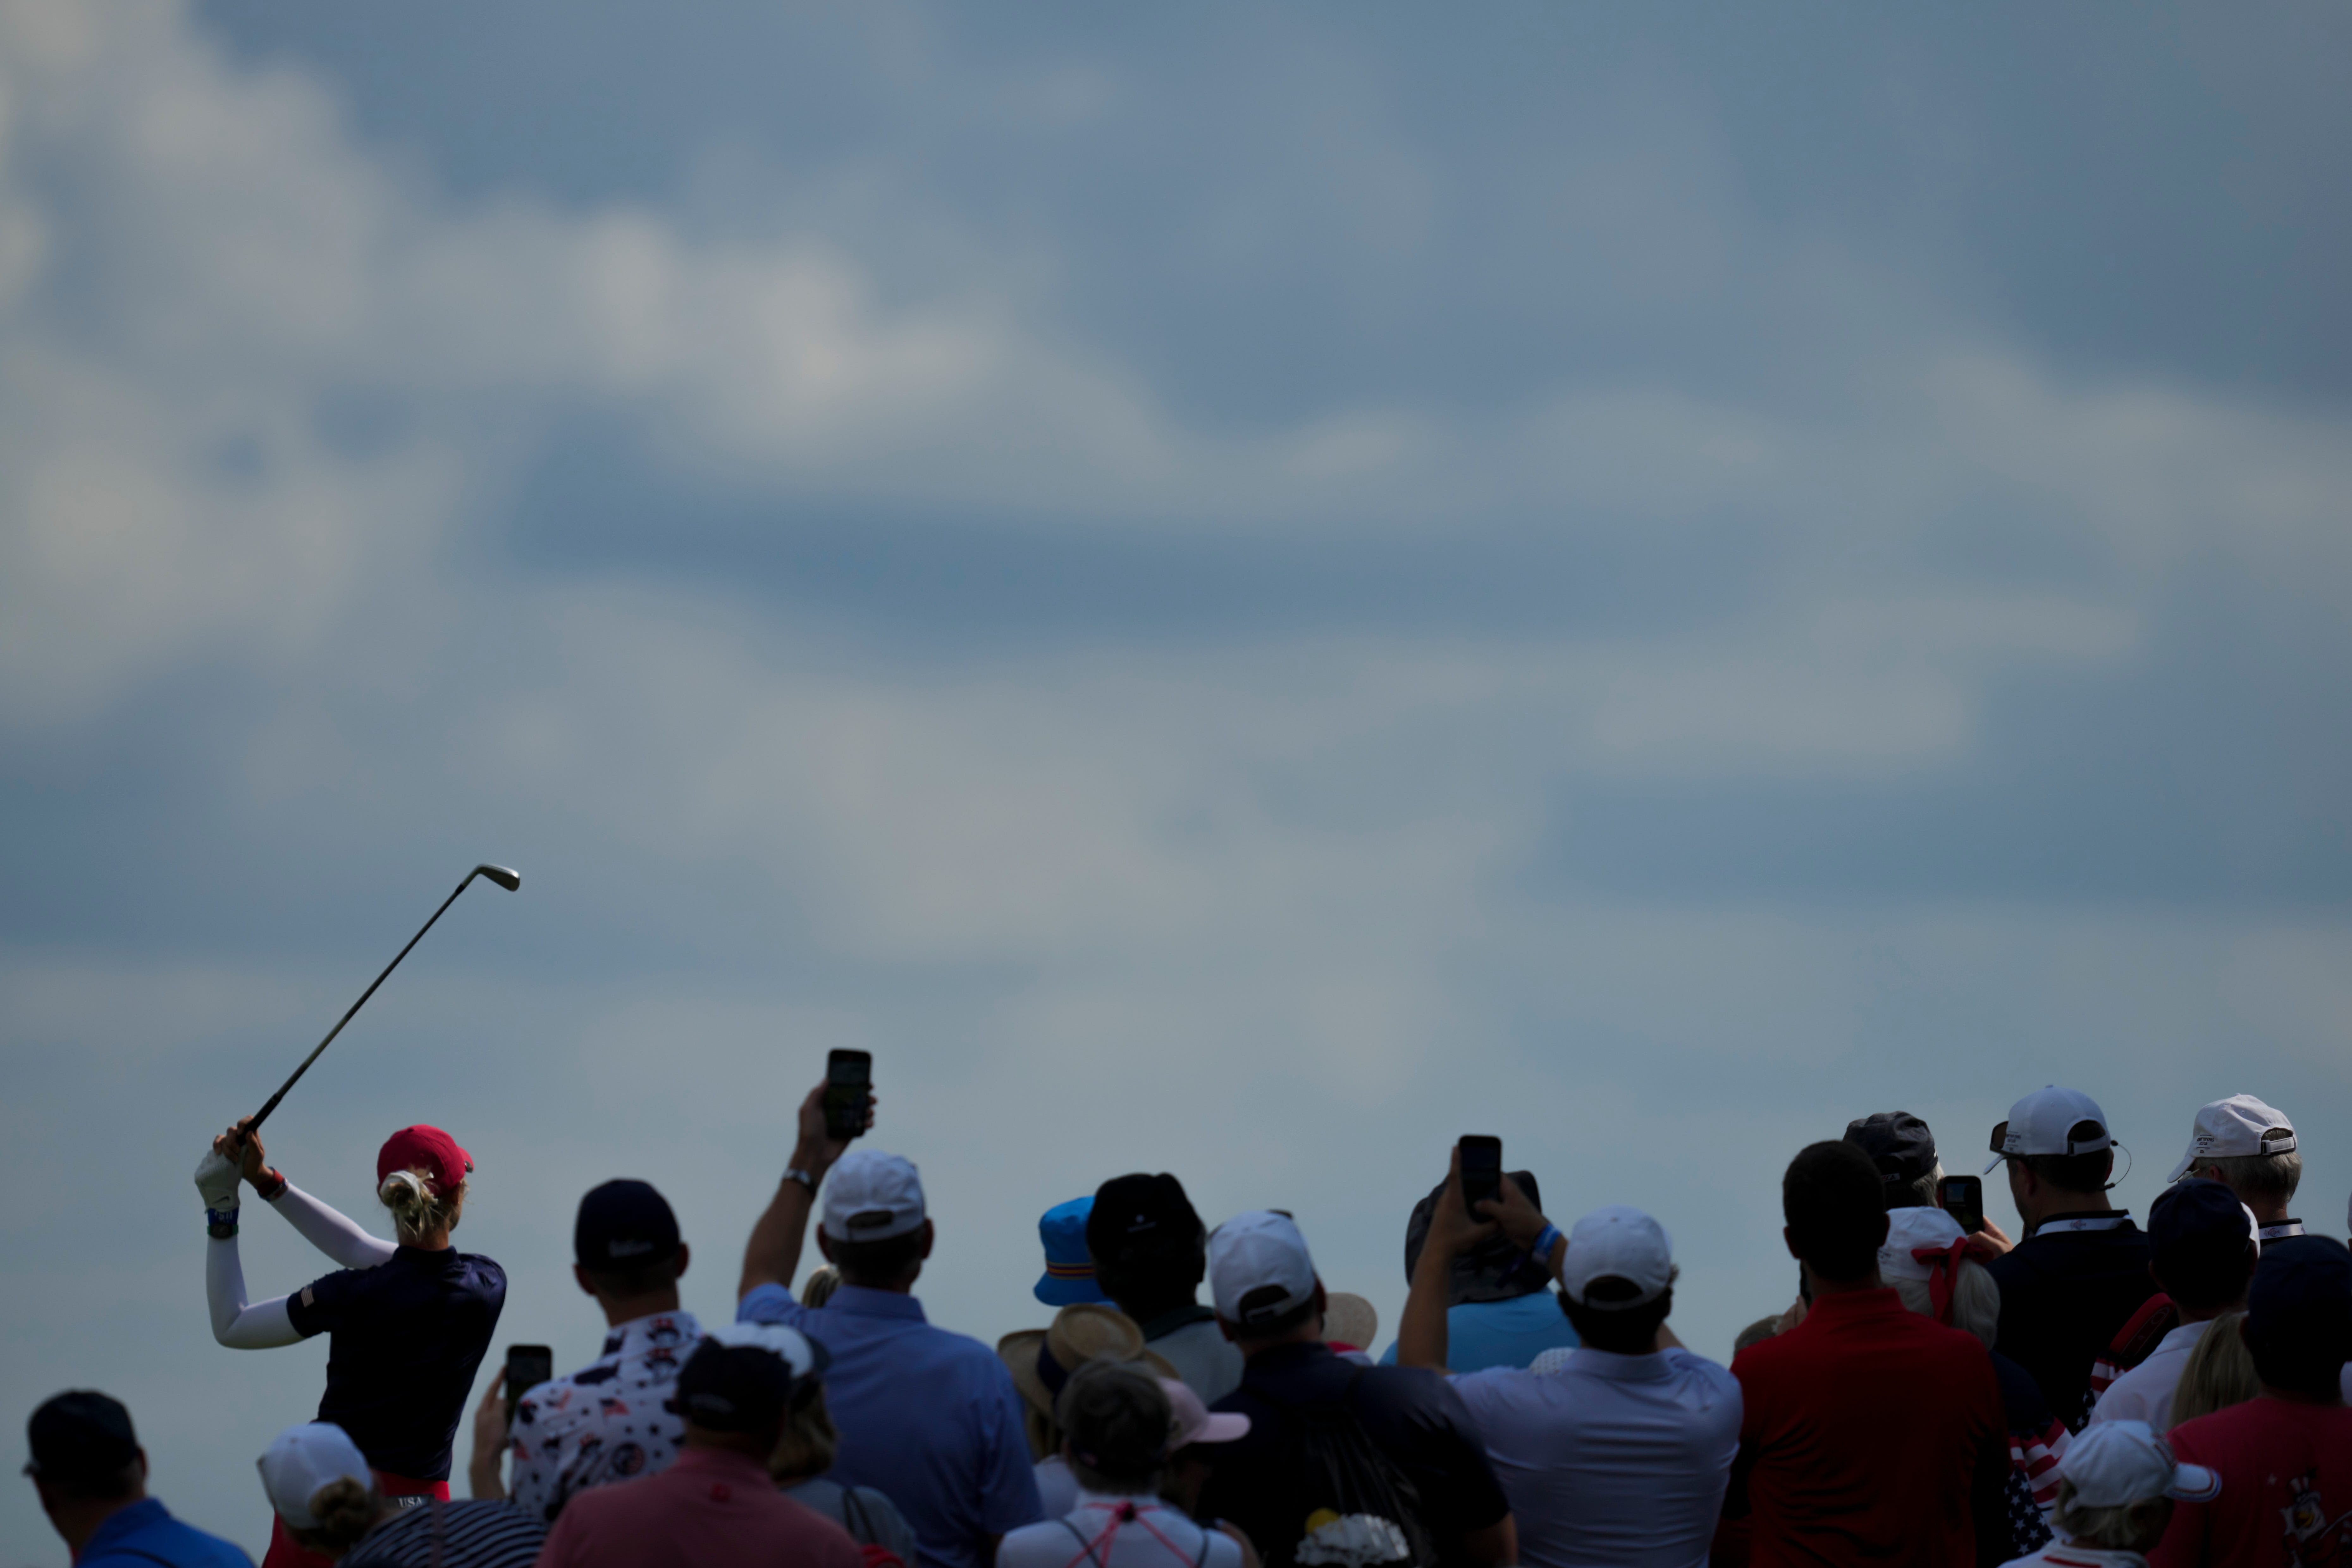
[2057,1419,2220,1507]
[1985,1085,2115,1174]
[1209,1210,1319,1328]
[257,1422,371,1528]
[706,1319,831,1381]
[821,1149,927,1242]
[1558,1206,1675,1308]
[2168,1094,2297,1184]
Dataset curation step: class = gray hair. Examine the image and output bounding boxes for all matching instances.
[2051,1477,2173,1552]
[2194,1147,2302,1204]
[1890,1257,2001,1349]
[1894,1160,1945,1213]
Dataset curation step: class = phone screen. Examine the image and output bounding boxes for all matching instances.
[1939,1175,1986,1235]
[824,1050,874,1142]
[504,1344,554,1423]
[1459,1135,1502,1217]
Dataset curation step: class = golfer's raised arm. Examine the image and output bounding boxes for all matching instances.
[223,1118,395,1270]
[195,1143,301,1349]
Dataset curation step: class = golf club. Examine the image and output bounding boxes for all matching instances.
[240,864,521,1140]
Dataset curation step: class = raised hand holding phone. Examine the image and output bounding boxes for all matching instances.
[823,1050,874,1143]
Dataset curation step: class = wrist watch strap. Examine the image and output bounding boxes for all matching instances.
[783,1167,818,1193]
[207,1205,241,1240]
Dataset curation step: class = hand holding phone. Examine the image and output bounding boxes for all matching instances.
[824,1050,874,1143]
[1938,1174,1986,1235]
[504,1344,554,1425]
[1458,1136,1502,1218]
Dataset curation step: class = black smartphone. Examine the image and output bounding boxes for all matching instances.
[824,1050,874,1142]
[1458,1136,1502,1217]
[504,1344,554,1424]
[1939,1174,1986,1234]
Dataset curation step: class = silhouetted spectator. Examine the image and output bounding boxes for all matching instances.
[1847,1111,1944,1210]
[1379,1170,1578,1372]
[2153,1240,2352,1567]
[1089,1174,1245,1403]
[24,1391,251,1568]
[769,1355,921,1564]
[1985,1087,2156,1429]
[2090,1182,2260,1433]
[2001,1420,2216,1567]
[259,1423,542,1568]
[537,1325,865,1568]
[478,1180,701,1520]
[737,1084,1040,1568]
[2167,1097,2306,1244]
[1726,1141,2008,1566]
[999,1303,1174,1517]
[1197,1211,1516,1568]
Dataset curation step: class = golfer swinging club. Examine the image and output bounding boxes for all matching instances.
[196,1117,506,1568]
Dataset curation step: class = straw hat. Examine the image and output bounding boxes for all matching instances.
[998,1303,1179,1421]
[1323,1292,1379,1354]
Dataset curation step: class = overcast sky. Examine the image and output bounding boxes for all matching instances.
[4,2,2350,1559]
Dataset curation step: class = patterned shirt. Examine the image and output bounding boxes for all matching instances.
[509,1309,702,1523]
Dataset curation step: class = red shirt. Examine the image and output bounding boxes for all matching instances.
[535,1445,867,1568]
[2153,1397,2352,1568]
[1729,1288,2006,1566]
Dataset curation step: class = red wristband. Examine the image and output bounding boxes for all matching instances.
[254,1167,288,1202]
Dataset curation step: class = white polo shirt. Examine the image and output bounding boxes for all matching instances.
[2088,1322,2206,1433]
[1450,1346,1742,1568]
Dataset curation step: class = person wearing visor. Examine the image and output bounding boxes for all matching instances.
[2167,1097,2307,1245]
[1984,1088,2157,1431]
[257,1422,543,1568]
[472,1179,701,1521]
[1998,1419,2219,1567]
[538,1324,865,1568]
[196,1120,506,1568]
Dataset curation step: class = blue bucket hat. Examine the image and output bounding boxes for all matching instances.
[1035,1197,1114,1307]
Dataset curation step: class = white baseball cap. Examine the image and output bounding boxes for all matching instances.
[821,1149,927,1242]
[257,1423,371,1528]
[705,1319,831,1381]
[1209,1210,1319,1328]
[2057,1419,2220,1507]
[1986,1085,2115,1174]
[1879,1205,1968,1286]
[2168,1095,2297,1184]
[1558,1206,1675,1309]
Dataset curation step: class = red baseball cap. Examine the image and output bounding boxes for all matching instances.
[378,1126,473,1196]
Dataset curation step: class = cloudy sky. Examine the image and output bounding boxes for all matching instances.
[4,1,2349,1557]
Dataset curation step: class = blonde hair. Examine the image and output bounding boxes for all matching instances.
[769,1378,839,1482]
[2173,1311,2260,1428]
[2051,1477,2172,1551]
[378,1168,466,1244]
[298,1476,383,1557]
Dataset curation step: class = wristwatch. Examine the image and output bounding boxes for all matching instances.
[783,1168,819,1193]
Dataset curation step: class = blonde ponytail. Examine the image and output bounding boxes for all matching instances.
[378,1167,466,1243]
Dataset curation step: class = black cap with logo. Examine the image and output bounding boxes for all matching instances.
[1844,1111,1939,1192]
[675,1341,792,1433]
[1087,1173,1204,1270]
[575,1179,682,1271]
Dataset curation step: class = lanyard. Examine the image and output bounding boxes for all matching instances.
[2260,1221,2306,1240]
[2037,1215,2131,1236]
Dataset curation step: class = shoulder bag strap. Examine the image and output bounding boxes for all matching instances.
[1062,1517,1110,1568]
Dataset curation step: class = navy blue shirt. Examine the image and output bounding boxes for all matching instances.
[1985,1212,2152,1432]
[286,1245,506,1480]
[76,1497,253,1568]
[1200,1341,1510,1568]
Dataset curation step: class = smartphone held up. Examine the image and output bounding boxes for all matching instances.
[825,1050,874,1143]
[1938,1174,1986,1234]
[1459,1135,1502,1218]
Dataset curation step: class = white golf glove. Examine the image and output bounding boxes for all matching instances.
[195,1147,242,1211]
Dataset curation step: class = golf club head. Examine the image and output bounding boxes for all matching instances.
[473,864,522,892]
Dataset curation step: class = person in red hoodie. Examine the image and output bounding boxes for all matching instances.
[1722,1141,2009,1566]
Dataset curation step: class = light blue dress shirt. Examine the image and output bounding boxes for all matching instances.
[739,1282,1042,1568]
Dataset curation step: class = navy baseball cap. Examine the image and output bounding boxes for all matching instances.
[2246,1237,2352,1389]
[1844,1112,1939,1191]
[575,1180,681,1271]
[1088,1174,1204,1270]
[24,1392,138,1484]
[676,1339,793,1433]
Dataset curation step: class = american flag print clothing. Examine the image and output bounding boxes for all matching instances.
[2007,1414,2070,1556]
[508,1310,702,1524]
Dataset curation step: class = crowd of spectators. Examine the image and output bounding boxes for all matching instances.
[22,1084,2352,1568]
